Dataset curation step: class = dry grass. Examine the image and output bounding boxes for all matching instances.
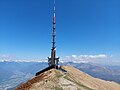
[16,66,120,90]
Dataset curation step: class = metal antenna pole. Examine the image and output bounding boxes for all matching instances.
[52,0,56,50]
[48,0,59,69]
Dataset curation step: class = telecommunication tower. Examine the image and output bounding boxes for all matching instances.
[48,0,59,69]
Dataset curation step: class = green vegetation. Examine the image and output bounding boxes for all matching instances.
[54,86,63,90]
[54,70,63,78]
[63,75,74,82]
[51,70,95,90]
[51,86,63,90]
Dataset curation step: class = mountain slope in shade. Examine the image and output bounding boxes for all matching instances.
[16,66,120,90]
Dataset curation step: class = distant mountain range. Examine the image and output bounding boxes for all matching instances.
[0,61,120,90]
[62,62,120,84]
[0,62,47,90]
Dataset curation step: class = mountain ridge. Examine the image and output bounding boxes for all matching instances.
[16,66,120,90]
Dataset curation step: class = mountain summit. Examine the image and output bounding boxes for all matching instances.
[16,66,120,90]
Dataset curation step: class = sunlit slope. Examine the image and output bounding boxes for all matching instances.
[16,66,120,90]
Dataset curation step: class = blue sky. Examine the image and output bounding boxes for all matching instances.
[0,0,120,60]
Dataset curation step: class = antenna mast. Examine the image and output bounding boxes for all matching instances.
[48,0,59,69]
[52,0,56,50]
[35,0,60,76]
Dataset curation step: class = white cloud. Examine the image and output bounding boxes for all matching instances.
[61,54,108,63]
[0,59,48,63]
[0,54,109,63]
[0,54,16,60]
